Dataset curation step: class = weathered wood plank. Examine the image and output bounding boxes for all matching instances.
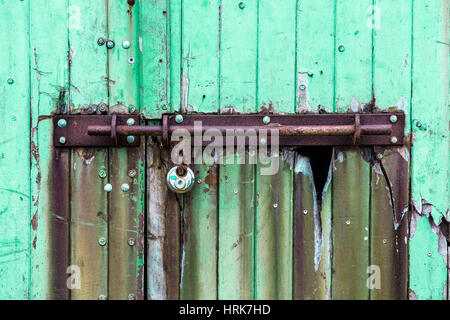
[0,0,30,299]
[332,0,373,300]
[107,0,145,300]
[370,0,411,300]
[141,0,170,118]
[410,0,448,300]
[293,0,334,300]
[147,144,181,300]
[181,165,218,299]
[29,0,70,299]
[68,0,108,300]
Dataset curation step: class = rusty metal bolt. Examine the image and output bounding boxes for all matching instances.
[7,78,14,84]
[98,103,107,113]
[338,45,345,52]
[98,169,107,179]
[106,40,115,49]
[263,116,271,125]
[122,40,131,49]
[128,294,135,300]
[57,119,67,128]
[104,183,112,192]
[239,2,245,9]
[390,136,398,144]
[97,37,106,46]
[59,137,66,144]
[175,114,183,123]
[121,183,130,192]
[126,136,135,144]
[128,169,137,178]
[98,237,107,246]
[128,238,135,246]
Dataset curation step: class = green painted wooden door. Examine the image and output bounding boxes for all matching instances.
[0,0,448,300]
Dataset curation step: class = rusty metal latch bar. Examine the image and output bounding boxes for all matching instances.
[53,113,405,147]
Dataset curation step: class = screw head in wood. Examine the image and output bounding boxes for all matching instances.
[239,2,245,9]
[104,184,112,192]
[390,136,398,144]
[263,116,271,124]
[57,119,67,128]
[7,78,14,84]
[126,118,135,126]
[97,38,106,46]
[59,137,66,144]
[128,238,135,246]
[338,45,345,52]
[98,237,107,246]
[390,115,398,123]
[106,40,115,49]
[98,169,107,179]
[121,183,130,192]
[122,40,131,49]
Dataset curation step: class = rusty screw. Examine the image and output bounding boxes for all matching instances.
[57,119,67,128]
[106,40,115,49]
[128,169,137,178]
[97,38,106,46]
[263,116,271,125]
[59,137,66,144]
[128,238,135,246]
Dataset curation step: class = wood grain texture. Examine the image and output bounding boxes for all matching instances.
[0,0,30,299]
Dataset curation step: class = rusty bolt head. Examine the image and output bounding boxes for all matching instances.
[106,40,115,49]
[128,238,135,246]
[263,116,271,125]
[121,183,130,192]
[98,294,107,300]
[7,78,14,84]
[126,136,135,144]
[382,239,387,244]
[59,137,66,144]
[126,118,135,126]
[98,237,107,246]
[104,183,112,192]
[122,40,131,49]
[98,169,107,179]
[97,38,106,46]
[338,45,345,52]
[128,294,135,300]
[175,114,183,123]
[376,153,383,160]
[128,169,137,178]
[98,103,107,113]
[128,105,137,113]
[57,119,67,128]
[390,136,398,144]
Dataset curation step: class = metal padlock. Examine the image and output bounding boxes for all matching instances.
[166,166,195,194]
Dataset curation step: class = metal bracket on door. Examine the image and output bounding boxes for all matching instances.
[53,113,405,148]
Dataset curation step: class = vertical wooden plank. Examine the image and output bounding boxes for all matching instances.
[141,0,170,118]
[181,0,219,113]
[68,0,108,300]
[107,0,145,300]
[181,165,217,299]
[218,162,254,299]
[218,0,255,300]
[0,0,30,299]
[410,0,448,300]
[332,150,370,299]
[29,0,70,299]
[254,0,296,300]
[147,144,180,300]
[370,0,411,300]
[332,0,373,300]
[177,0,221,299]
[293,0,334,300]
